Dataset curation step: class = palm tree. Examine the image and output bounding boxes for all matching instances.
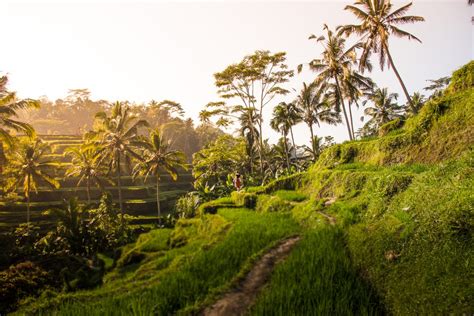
[270,104,293,171]
[405,92,425,116]
[338,0,424,106]
[7,139,60,229]
[277,102,302,155]
[91,101,149,222]
[299,25,360,141]
[134,129,187,225]
[0,76,39,172]
[65,144,109,205]
[363,87,403,131]
[340,70,374,138]
[294,81,341,160]
[424,76,451,99]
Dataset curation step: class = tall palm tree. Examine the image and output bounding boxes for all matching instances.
[300,25,360,140]
[363,87,403,131]
[405,92,425,116]
[7,139,60,229]
[294,81,341,160]
[338,0,424,106]
[134,129,187,225]
[0,76,39,172]
[65,144,109,205]
[91,101,149,222]
[270,104,293,171]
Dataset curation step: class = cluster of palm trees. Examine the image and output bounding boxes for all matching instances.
[268,0,424,168]
[2,101,187,228]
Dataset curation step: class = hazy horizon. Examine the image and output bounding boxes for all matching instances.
[1,0,472,144]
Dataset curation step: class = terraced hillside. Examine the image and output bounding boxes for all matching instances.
[0,135,193,231]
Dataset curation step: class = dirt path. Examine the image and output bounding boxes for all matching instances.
[202,235,301,316]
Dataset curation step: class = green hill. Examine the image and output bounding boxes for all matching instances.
[15,62,473,315]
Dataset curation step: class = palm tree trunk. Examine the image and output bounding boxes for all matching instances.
[26,175,31,234]
[283,133,290,172]
[309,124,317,161]
[289,126,296,159]
[348,101,355,139]
[156,175,161,226]
[385,44,413,106]
[117,155,124,224]
[257,122,265,178]
[335,76,353,141]
[87,180,91,205]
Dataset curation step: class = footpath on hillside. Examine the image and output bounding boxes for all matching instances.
[202,235,301,316]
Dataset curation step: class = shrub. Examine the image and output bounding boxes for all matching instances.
[256,195,294,213]
[0,261,53,313]
[175,192,200,218]
[231,191,258,209]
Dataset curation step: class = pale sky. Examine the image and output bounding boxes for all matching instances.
[0,0,472,144]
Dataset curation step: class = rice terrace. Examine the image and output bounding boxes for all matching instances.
[0,0,473,315]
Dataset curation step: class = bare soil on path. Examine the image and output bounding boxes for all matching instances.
[202,235,301,316]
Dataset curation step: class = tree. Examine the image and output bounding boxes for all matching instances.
[405,92,425,116]
[0,76,39,172]
[338,0,424,105]
[6,139,59,229]
[42,198,88,255]
[362,87,403,132]
[270,103,294,171]
[192,135,247,198]
[65,144,109,205]
[424,76,451,99]
[294,81,341,160]
[299,25,360,140]
[90,101,149,222]
[134,129,187,224]
[209,50,294,175]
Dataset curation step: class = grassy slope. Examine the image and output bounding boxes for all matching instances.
[251,62,473,314]
[17,209,301,315]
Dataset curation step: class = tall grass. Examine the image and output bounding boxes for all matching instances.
[25,208,300,315]
[251,227,384,316]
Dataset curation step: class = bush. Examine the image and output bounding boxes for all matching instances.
[231,191,258,209]
[0,261,53,314]
[256,195,294,213]
[175,192,200,218]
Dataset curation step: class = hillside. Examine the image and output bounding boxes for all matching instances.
[15,62,473,315]
[0,135,193,232]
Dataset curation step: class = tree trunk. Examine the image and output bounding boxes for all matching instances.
[348,101,355,139]
[257,121,265,179]
[87,180,91,205]
[26,175,31,234]
[156,175,161,226]
[385,44,413,106]
[283,133,290,172]
[309,124,317,161]
[335,76,353,141]
[289,126,296,159]
[117,155,124,224]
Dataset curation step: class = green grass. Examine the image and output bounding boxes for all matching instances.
[273,190,308,202]
[17,208,301,315]
[251,227,383,315]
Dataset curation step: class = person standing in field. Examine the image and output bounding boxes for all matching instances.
[233,173,243,191]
